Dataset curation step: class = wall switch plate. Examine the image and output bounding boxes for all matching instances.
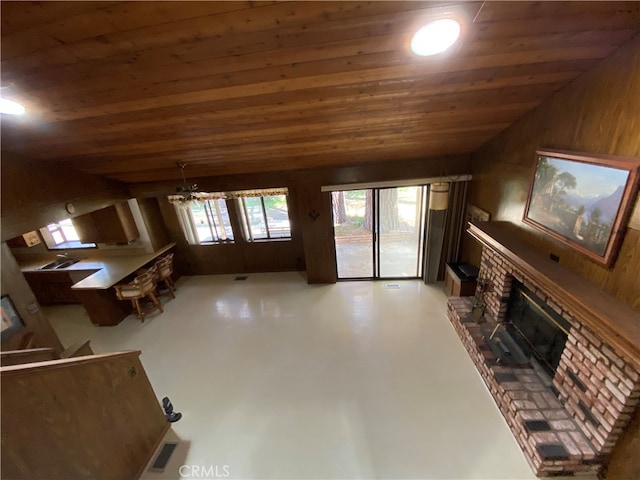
[27,302,39,314]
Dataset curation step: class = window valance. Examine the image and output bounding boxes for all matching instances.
[167,187,288,205]
[224,187,289,199]
[167,192,225,205]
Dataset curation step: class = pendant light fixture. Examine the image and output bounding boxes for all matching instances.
[169,163,202,209]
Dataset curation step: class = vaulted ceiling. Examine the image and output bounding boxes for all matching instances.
[1,1,638,183]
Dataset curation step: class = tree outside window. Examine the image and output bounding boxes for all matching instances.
[240,195,291,241]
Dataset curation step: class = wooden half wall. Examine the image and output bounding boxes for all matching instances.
[461,36,640,313]
[1,350,168,480]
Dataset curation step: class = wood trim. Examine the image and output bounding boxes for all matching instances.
[629,198,640,231]
[468,221,640,369]
[320,174,472,192]
[0,350,140,375]
[0,348,58,367]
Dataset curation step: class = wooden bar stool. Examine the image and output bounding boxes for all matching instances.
[114,266,163,322]
[154,253,176,298]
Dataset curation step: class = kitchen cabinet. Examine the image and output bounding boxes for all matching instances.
[24,271,80,305]
[23,270,97,305]
[73,202,139,244]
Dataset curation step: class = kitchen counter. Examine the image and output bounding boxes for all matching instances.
[21,243,176,326]
[21,243,176,290]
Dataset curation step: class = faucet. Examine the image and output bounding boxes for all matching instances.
[56,252,69,259]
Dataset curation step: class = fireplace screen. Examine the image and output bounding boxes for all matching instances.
[506,281,571,377]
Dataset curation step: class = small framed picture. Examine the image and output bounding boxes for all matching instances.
[466,204,491,228]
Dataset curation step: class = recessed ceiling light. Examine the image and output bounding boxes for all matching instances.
[411,19,461,56]
[0,98,26,115]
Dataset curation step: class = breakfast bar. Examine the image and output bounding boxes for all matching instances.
[21,243,176,326]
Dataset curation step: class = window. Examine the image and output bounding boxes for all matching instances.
[170,188,291,245]
[174,198,234,245]
[191,199,234,243]
[239,194,291,241]
[40,219,96,249]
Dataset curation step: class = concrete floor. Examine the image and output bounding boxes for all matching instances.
[45,272,589,480]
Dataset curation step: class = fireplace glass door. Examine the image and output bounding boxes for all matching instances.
[506,281,571,376]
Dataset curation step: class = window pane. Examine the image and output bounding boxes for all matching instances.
[51,231,64,244]
[333,189,374,278]
[243,197,268,239]
[211,199,234,241]
[189,203,214,243]
[263,195,291,238]
[59,219,79,241]
[188,200,234,244]
[43,220,96,249]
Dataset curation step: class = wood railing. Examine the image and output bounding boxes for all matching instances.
[1,340,94,367]
[1,350,168,480]
[0,347,57,367]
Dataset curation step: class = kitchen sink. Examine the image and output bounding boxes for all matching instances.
[38,258,81,270]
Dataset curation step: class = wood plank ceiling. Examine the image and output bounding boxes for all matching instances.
[1,1,639,183]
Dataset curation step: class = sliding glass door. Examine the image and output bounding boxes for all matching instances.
[378,186,426,277]
[332,186,426,279]
[332,190,374,278]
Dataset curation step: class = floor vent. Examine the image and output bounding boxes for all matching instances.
[148,442,178,472]
[385,284,400,289]
[234,276,248,281]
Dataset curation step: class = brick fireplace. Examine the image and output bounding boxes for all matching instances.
[447,222,640,477]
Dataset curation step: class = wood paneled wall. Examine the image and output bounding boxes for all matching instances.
[0,351,168,480]
[461,36,640,313]
[605,405,640,479]
[295,184,336,283]
[150,154,471,282]
[1,243,63,353]
[136,197,172,252]
[0,151,130,242]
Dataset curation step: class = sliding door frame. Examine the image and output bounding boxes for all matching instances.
[333,186,427,281]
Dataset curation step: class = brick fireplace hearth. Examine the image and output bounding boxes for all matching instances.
[447,222,640,477]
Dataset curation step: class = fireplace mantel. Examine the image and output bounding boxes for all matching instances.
[468,221,640,370]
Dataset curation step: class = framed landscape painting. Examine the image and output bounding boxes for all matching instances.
[523,149,640,267]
